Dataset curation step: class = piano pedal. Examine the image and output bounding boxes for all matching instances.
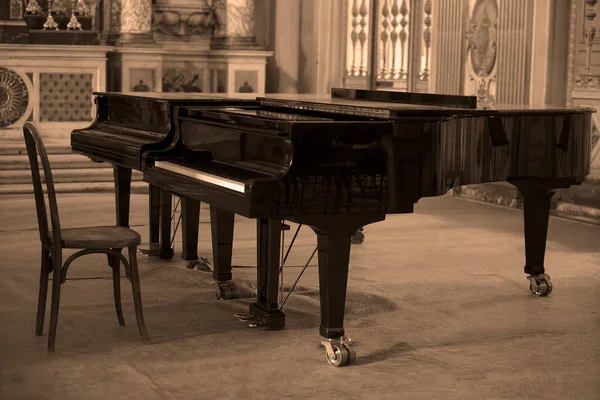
[235,306,285,330]
[186,257,212,272]
[216,281,239,300]
[233,313,267,328]
[351,228,366,245]
[321,336,356,367]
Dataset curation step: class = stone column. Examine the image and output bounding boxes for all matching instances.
[211,0,262,50]
[117,0,155,46]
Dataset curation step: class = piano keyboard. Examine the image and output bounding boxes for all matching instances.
[154,160,247,193]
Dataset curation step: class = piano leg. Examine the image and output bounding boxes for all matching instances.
[148,184,161,257]
[292,212,385,366]
[510,179,569,297]
[210,206,237,299]
[181,197,202,265]
[246,218,285,329]
[158,188,174,259]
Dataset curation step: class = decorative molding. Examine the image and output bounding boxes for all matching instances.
[110,0,121,33]
[464,0,498,106]
[0,67,29,128]
[566,0,578,107]
[430,0,464,95]
[152,0,213,39]
[495,0,534,105]
[120,0,152,33]
[211,0,260,49]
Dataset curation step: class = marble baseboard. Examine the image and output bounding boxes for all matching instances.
[451,182,523,209]
[28,30,100,45]
[553,202,600,225]
[0,22,28,44]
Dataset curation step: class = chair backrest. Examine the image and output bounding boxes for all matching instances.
[22,123,61,249]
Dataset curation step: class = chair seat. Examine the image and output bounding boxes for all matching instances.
[51,226,142,249]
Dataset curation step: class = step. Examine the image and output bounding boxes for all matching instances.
[553,201,600,226]
[0,153,108,170]
[0,168,143,184]
[559,179,600,210]
[0,142,72,156]
[0,181,149,195]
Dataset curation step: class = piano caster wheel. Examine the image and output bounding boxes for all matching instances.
[321,336,356,367]
[351,228,365,245]
[217,282,239,300]
[527,273,553,297]
[186,257,212,272]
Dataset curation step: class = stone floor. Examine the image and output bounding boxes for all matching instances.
[0,192,599,400]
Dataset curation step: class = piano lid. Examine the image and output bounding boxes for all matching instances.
[257,89,596,119]
[93,91,258,102]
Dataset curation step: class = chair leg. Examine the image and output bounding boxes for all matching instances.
[35,246,51,336]
[128,245,150,344]
[110,249,125,326]
[47,257,63,352]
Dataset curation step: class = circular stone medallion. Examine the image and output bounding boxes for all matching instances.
[0,68,29,128]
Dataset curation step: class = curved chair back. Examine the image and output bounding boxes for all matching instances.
[22,123,62,252]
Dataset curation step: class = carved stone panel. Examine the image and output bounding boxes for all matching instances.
[0,68,29,128]
[464,0,498,107]
[39,73,92,122]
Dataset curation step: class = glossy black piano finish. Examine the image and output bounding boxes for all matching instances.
[145,107,392,218]
[71,92,258,262]
[142,88,593,367]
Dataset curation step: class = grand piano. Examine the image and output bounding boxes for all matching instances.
[71,92,257,269]
[138,88,592,366]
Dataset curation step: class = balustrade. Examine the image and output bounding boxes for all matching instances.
[343,0,432,92]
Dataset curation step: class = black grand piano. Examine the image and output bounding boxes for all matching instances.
[72,88,593,367]
[71,92,257,268]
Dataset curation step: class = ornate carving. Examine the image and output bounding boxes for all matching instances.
[466,0,497,76]
[575,73,600,88]
[25,0,43,16]
[110,0,121,33]
[584,0,598,70]
[49,0,68,15]
[465,0,498,107]
[213,0,255,37]
[162,67,203,92]
[120,0,152,33]
[152,0,213,37]
[0,68,29,128]
[9,0,23,19]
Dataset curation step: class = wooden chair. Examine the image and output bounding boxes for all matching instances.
[22,122,150,351]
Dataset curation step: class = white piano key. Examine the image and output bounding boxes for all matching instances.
[154,161,246,193]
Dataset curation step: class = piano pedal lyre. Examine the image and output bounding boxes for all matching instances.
[233,313,268,328]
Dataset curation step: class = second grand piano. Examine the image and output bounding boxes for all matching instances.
[141,88,592,366]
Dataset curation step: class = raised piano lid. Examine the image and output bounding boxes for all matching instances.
[257,89,595,119]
